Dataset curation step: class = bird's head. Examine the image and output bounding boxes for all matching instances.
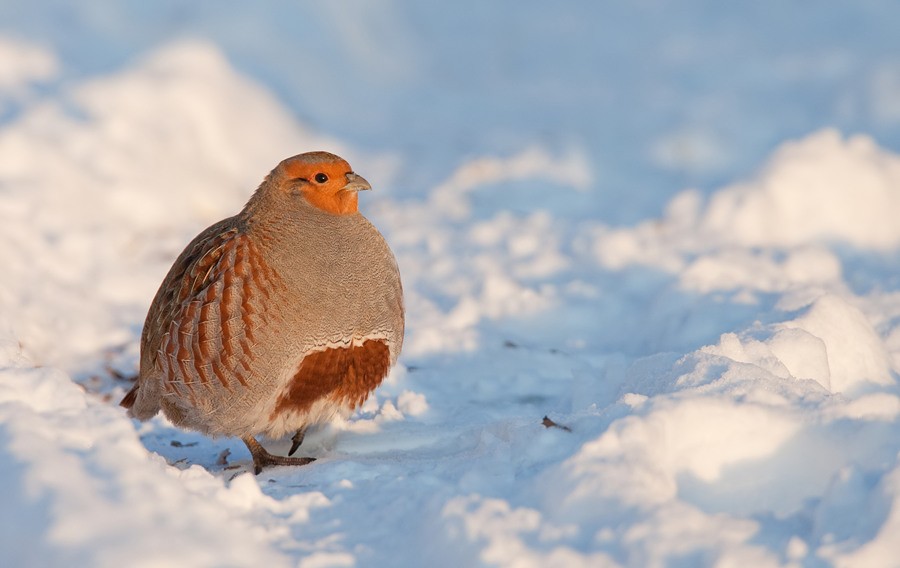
[255,151,371,216]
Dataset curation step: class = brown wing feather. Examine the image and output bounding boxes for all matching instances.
[123,217,276,413]
[141,219,240,369]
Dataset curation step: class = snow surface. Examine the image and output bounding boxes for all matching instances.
[3,4,900,567]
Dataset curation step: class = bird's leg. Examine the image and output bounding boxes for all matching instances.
[288,426,308,456]
[241,436,315,475]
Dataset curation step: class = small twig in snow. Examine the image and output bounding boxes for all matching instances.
[542,416,572,432]
[216,448,231,466]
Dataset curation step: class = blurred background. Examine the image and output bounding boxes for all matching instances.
[2,0,898,223]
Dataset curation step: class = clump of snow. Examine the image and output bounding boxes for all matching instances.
[694,292,894,395]
[778,294,894,392]
[0,37,57,100]
[431,146,591,220]
[680,245,843,295]
[702,129,900,250]
[397,390,429,416]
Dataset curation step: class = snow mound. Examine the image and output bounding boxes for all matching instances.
[0,330,328,567]
[596,129,900,280]
[0,39,339,232]
[559,129,900,564]
[0,39,346,370]
[703,129,900,250]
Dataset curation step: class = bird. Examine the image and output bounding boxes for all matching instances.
[120,151,404,474]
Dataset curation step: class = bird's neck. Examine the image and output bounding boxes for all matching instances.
[302,189,359,216]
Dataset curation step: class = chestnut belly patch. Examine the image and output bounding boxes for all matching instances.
[272,339,391,418]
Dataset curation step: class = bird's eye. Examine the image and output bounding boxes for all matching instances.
[314,173,328,184]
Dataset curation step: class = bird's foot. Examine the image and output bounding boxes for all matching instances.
[288,426,308,456]
[242,436,315,475]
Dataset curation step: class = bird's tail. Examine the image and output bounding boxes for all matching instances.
[120,384,139,409]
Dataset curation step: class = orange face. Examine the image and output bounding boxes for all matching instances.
[282,152,371,215]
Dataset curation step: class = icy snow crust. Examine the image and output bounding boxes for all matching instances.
[2,22,900,568]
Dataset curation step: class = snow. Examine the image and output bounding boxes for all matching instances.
[0,37,57,100]
[3,3,900,566]
[701,131,900,250]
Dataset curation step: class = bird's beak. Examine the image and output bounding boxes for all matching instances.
[342,172,372,192]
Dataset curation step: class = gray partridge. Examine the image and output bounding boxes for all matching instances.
[121,151,404,474]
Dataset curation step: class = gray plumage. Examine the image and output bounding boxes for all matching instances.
[122,151,404,472]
